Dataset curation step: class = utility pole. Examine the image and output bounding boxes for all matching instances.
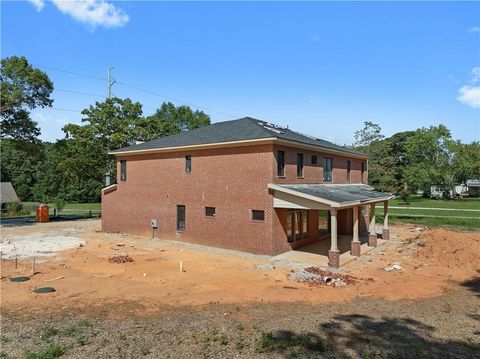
[107,67,116,99]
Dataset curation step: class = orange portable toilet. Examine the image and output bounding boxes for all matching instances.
[36,204,49,222]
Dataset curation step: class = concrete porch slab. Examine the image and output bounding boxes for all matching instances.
[273,235,386,268]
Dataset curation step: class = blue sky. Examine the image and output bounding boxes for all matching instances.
[2,1,479,144]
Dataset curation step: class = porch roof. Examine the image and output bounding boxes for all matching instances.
[268,183,394,209]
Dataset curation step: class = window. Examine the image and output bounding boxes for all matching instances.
[287,211,293,243]
[277,150,285,177]
[287,209,309,242]
[323,157,332,182]
[346,160,351,182]
[302,210,308,238]
[176,205,186,231]
[120,160,127,182]
[185,155,191,173]
[205,206,216,217]
[311,155,317,165]
[252,210,265,221]
[361,162,366,183]
[318,210,329,237]
[296,153,304,177]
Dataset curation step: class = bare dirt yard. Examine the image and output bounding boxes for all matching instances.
[1,220,479,358]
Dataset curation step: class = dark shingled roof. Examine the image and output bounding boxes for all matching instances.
[111,117,366,157]
[278,184,391,204]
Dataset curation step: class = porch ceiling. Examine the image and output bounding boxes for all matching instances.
[269,183,394,209]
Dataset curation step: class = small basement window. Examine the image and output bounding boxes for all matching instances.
[120,160,127,182]
[185,155,192,173]
[177,205,186,231]
[205,206,216,217]
[252,210,265,221]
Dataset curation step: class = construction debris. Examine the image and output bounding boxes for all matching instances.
[109,254,134,264]
[33,287,56,294]
[289,267,356,287]
[384,262,402,272]
[410,225,431,233]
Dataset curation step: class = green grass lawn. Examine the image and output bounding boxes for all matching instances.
[386,196,480,209]
[20,202,101,217]
[374,196,480,230]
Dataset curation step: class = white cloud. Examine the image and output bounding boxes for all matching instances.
[457,86,480,108]
[468,26,480,33]
[472,67,480,83]
[27,0,129,28]
[27,0,45,12]
[457,67,480,108]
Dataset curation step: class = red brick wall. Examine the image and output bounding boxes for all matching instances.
[272,144,367,184]
[102,142,368,255]
[102,144,275,255]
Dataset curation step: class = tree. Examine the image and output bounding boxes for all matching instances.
[353,121,384,148]
[0,139,45,201]
[452,141,480,182]
[1,56,53,141]
[140,102,210,141]
[404,125,456,193]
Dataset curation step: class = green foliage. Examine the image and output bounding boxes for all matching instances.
[0,56,53,141]
[256,331,326,354]
[354,121,384,147]
[404,125,456,193]
[53,197,67,215]
[141,102,210,141]
[25,343,63,359]
[0,139,45,201]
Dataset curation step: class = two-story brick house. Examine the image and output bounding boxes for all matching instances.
[102,117,392,267]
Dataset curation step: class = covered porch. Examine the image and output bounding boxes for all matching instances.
[269,184,394,268]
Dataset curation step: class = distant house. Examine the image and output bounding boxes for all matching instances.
[102,117,393,268]
[466,180,480,197]
[0,182,20,205]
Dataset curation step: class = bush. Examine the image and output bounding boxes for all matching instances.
[4,202,29,216]
[53,197,66,216]
[399,189,410,204]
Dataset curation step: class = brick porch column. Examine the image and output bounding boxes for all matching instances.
[328,209,340,268]
[383,200,390,240]
[368,203,377,247]
[351,206,361,256]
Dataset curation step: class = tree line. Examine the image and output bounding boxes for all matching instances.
[353,122,480,199]
[1,56,479,205]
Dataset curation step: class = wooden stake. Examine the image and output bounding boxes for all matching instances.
[15,257,18,270]
[180,260,183,273]
[32,257,36,275]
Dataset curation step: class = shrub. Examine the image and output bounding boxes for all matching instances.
[53,197,66,216]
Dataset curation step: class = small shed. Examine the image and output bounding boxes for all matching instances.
[1,182,20,204]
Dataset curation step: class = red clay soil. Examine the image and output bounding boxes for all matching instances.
[1,220,478,318]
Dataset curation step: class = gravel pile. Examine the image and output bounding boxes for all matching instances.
[109,254,134,263]
[289,266,356,287]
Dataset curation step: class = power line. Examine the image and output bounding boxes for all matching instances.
[50,107,83,113]
[36,63,237,118]
[115,80,239,118]
[55,88,105,98]
[34,64,106,81]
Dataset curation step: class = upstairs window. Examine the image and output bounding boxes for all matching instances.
[323,157,332,182]
[120,160,127,182]
[296,153,304,177]
[252,210,265,221]
[277,150,285,177]
[177,205,186,231]
[361,162,366,183]
[185,155,191,173]
[205,207,216,217]
[347,160,351,182]
[311,155,317,165]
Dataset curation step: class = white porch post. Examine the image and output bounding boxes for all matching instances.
[328,209,340,268]
[383,200,390,240]
[351,206,361,256]
[368,203,377,247]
